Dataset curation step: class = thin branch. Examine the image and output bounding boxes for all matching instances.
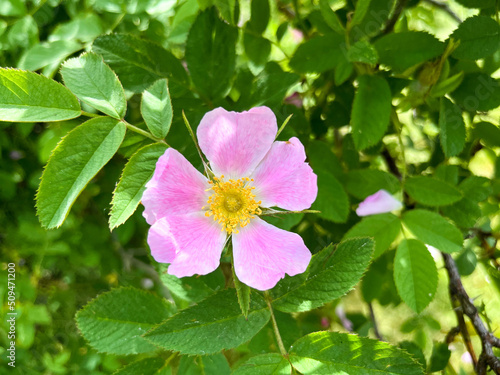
[423,0,462,23]
[442,252,500,374]
[368,302,384,341]
[264,292,288,358]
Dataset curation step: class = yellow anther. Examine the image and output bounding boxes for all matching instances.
[204,175,261,234]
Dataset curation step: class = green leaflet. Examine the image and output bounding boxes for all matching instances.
[18,40,82,72]
[141,79,173,139]
[37,117,126,228]
[0,68,80,122]
[405,176,462,206]
[178,354,231,375]
[61,52,127,119]
[344,169,401,199]
[271,238,374,313]
[76,287,175,355]
[474,121,500,148]
[232,354,291,375]
[402,209,463,253]
[289,331,424,374]
[439,97,465,157]
[114,357,171,375]
[343,213,401,258]
[109,143,168,229]
[289,33,344,73]
[451,15,500,61]
[233,264,251,318]
[394,239,438,313]
[351,75,392,150]
[144,289,270,355]
[92,33,188,93]
[185,9,238,100]
[311,170,349,223]
[374,31,445,73]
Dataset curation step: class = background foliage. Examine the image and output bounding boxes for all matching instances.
[1,0,500,374]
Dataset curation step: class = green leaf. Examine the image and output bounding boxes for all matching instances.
[347,40,378,65]
[109,143,168,229]
[434,164,458,185]
[351,75,392,150]
[76,287,174,355]
[246,0,269,34]
[451,16,500,60]
[429,71,464,98]
[243,33,272,69]
[311,171,349,223]
[141,79,173,139]
[144,289,270,355]
[428,342,451,372]
[18,40,82,72]
[343,213,401,258]
[0,68,81,122]
[158,264,224,308]
[232,354,291,375]
[394,239,438,313]
[289,331,424,374]
[350,0,371,28]
[441,198,481,228]
[319,0,344,34]
[289,33,344,73]
[402,209,463,253]
[271,238,374,313]
[459,176,492,203]
[374,32,445,73]
[450,73,500,112]
[92,34,188,93]
[37,117,126,229]
[306,140,343,179]
[474,121,500,148]
[233,264,251,318]
[439,97,465,157]
[405,176,462,206]
[178,354,230,375]
[61,52,127,119]
[344,169,401,199]
[454,0,496,8]
[0,0,26,16]
[185,9,238,100]
[114,357,171,375]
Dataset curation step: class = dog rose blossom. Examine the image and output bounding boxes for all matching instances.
[142,107,318,290]
[356,189,403,217]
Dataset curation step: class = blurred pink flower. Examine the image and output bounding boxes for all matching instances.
[356,189,402,216]
[142,107,317,290]
[290,28,304,43]
[284,92,303,108]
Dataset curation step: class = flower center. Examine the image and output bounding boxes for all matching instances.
[204,176,261,234]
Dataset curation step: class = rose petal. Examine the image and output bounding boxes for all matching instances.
[232,217,311,290]
[355,189,403,216]
[147,213,227,277]
[142,148,210,225]
[197,107,277,180]
[251,137,317,210]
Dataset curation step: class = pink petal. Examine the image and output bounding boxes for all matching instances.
[251,137,318,210]
[147,213,227,277]
[355,189,403,216]
[142,148,210,225]
[197,107,277,180]
[232,217,311,290]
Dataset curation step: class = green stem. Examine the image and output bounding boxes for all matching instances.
[276,114,293,139]
[391,110,407,184]
[182,110,212,176]
[264,292,288,357]
[121,120,168,146]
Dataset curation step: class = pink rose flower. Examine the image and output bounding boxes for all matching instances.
[142,107,318,290]
[356,189,403,217]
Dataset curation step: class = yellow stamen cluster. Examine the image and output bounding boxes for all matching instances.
[204,176,262,234]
